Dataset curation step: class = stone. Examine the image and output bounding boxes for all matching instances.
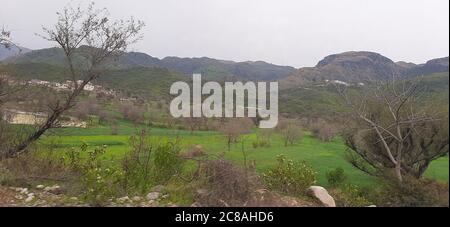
[43,185,63,195]
[25,196,35,203]
[14,195,23,200]
[307,186,336,207]
[19,188,28,194]
[36,185,45,189]
[146,192,160,200]
[151,185,165,193]
[190,202,202,207]
[132,196,142,202]
[117,196,130,203]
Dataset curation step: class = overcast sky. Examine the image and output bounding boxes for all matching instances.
[0,0,448,67]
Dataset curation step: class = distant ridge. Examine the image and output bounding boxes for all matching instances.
[0,44,31,61]
[1,47,296,81]
[280,51,449,88]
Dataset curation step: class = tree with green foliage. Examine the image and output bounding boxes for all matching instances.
[340,77,449,182]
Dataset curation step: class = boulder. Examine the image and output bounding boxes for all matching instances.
[307,186,336,207]
[146,192,160,200]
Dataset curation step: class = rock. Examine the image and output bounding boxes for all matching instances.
[190,202,202,207]
[146,192,160,200]
[117,196,130,203]
[132,196,142,202]
[36,185,45,189]
[307,186,336,207]
[25,196,35,203]
[151,185,165,193]
[14,195,23,200]
[43,185,64,195]
[19,188,28,194]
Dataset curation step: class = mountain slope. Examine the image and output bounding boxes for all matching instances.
[0,44,31,61]
[0,62,187,101]
[280,51,449,89]
[2,47,296,81]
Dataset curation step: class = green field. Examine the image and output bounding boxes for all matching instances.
[38,120,449,188]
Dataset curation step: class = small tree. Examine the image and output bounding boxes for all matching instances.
[309,119,340,142]
[4,2,144,158]
[339,77,449,182]
[277,118,303,146]
[218,118,253,151]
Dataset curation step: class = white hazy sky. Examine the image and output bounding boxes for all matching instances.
[0,0,449,67]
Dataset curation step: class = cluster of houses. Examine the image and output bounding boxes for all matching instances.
[27,79,115,95]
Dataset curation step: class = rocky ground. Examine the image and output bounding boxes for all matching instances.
[0,184,173,207]
[0,184,334,207]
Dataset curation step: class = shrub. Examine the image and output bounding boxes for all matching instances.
[252,140,270,148]
[326,167,347,188]
[121,130,184,194]
[180,145,206,158]
[263,154,316,196]
[65,143,123,205]
[198,158,260,206]
[152,141,183,184]
[330,184,372,207]
[368,176,449,207]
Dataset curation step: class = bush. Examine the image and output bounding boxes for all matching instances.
[330,184,372,207]
[263,154,316,196]
[152,141,183,184]
[252,140,271,148]
[65,143,123,205]
[198,158,260,206]
[326,167,347,188]
[368,177,449,207]
[309,119,339,142]
[121,130,184,194]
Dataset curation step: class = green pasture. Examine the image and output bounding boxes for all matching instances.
[39,121,449,188]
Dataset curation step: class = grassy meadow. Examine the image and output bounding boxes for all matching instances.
[39,120,449,188]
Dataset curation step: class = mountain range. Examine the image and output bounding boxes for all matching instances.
[2,47,297,81]
[279,52,449,88]
[0,47,449,94]
[0,46,447,118]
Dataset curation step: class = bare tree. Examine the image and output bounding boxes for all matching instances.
[218,118,253,151]
[4,3,144,158]
[0,28,12,48]
[309,118,340,142]
[183,117,206,134]
[339,77,449,182]
[277,118,303,146]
